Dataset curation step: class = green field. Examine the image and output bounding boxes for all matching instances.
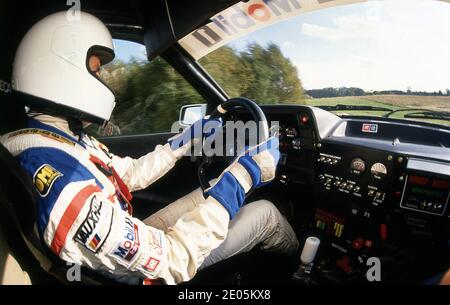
[305,95,450,126]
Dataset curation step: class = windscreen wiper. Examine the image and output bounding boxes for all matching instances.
[318,104,393,112]
[383,108,450,119]
[402,111,450,122]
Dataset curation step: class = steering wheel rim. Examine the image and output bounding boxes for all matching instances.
[198,97,269,192]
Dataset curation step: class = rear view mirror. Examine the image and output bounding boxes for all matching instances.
[179,104,207,126]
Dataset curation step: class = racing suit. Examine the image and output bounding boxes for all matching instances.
[1,114,298,284]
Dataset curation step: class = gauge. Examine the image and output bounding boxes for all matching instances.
[371,163,387,181]
[350,158,366,175]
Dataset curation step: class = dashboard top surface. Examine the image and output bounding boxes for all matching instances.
[259,104,450,163]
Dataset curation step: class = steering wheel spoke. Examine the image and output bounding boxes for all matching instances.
[198,97,269,192]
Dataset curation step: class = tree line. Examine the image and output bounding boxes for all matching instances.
[306,87,450,98]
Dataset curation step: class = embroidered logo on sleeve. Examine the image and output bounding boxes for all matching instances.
[149,229,164,256]
[74,196,114,253]
[33,164,63,197]
[111,216,141,264]
[143,257,160,272]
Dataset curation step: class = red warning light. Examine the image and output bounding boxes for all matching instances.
[300,114,309,125]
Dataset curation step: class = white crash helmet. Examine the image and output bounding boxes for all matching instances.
[12,11,115,125]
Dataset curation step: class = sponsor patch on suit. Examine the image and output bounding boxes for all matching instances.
[74,195,113,253]
[33,164,63,197]
[110,216,141,265]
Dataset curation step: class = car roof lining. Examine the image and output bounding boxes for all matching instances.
[9,0,240,60]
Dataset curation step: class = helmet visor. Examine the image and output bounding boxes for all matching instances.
[86,45,116,93]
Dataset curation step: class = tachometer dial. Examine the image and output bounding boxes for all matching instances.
[350,158,366,175]
[371,163,387,181]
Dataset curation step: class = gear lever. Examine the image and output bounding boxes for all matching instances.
[292,236,320,284]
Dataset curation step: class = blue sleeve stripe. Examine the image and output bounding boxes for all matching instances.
[17,147,103,235]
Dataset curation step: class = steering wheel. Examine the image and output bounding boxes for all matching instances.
[198,97,270,191]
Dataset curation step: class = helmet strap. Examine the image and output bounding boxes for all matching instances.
[67,117,84,140]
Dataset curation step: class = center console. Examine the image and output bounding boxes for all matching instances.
[313,142,394,262]
[310,140,450,282]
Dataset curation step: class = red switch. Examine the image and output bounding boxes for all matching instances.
[336,256,352,274]
[352,238,364,250]
[380,224,388,241]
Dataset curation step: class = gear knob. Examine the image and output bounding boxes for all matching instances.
[300,236,320,264]
[293,236,321,283]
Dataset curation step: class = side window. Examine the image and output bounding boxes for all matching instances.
[91,39,205,137]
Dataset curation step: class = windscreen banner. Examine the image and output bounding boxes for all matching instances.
[178,0,366,60]
[178,0,450,60]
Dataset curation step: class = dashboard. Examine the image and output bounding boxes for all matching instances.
[235,105,450,284]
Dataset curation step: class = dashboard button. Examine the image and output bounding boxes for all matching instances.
[292,138,301,150]
[285,128,297,137]
[352,238,364,250]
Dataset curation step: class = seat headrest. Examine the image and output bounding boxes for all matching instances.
[0,143,39,246]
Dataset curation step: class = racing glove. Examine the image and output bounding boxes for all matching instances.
[205,136,280,218]
[168,118,222,159]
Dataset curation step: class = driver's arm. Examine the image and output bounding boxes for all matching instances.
[109,118,221,192]
[110,143,180,192]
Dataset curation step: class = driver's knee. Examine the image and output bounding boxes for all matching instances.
[239,200,299,255]
[143,187,206,231]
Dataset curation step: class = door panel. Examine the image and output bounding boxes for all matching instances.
[100,132,174,158]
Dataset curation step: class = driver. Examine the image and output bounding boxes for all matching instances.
[1,11,298,284]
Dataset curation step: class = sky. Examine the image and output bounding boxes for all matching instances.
[115,0,450,92]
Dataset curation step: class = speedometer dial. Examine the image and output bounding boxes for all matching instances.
[371,163,387,181]
[350,158,366,175]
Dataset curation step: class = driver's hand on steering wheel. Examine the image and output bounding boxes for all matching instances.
[204,136,280,218]
[168,117,222,159]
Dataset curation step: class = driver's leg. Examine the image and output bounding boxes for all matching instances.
[143,189,299,269]
[199,199,299,270]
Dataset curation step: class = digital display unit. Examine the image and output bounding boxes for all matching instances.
[400,174,450,216]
